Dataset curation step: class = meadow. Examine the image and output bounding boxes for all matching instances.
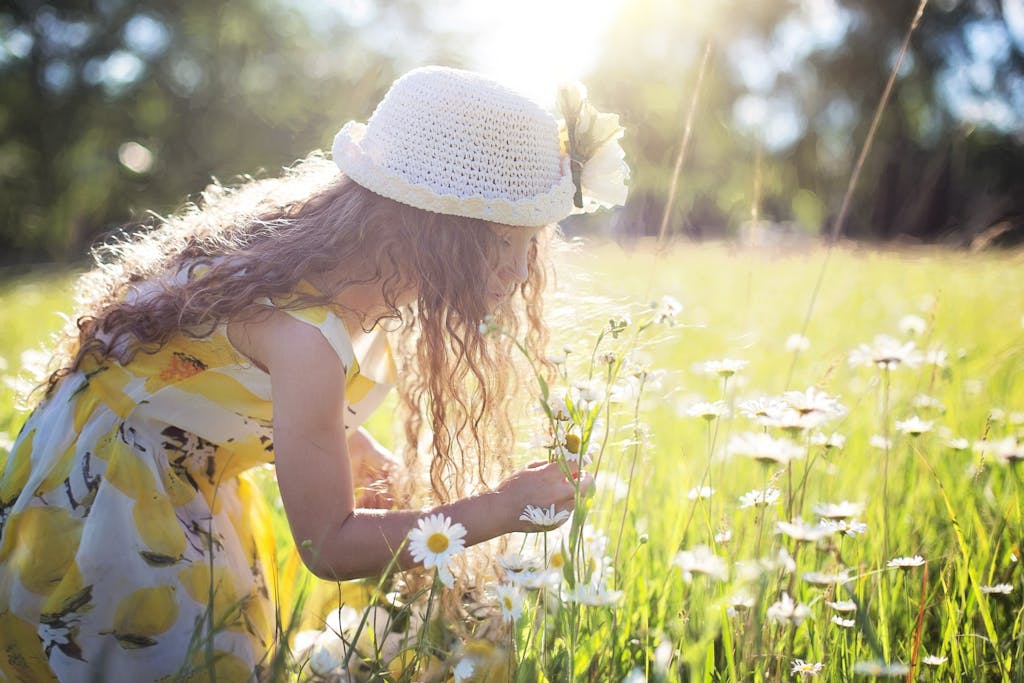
[1,241,1022,682]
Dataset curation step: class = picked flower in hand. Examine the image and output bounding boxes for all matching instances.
[557,82,630,213]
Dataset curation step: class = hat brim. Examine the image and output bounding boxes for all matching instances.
[332,122,576,227]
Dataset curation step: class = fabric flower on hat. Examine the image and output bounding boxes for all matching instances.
[557,82,630,213]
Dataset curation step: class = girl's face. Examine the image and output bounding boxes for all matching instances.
[487,224,543,309]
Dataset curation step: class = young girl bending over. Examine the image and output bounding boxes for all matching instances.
[0,66,627,680]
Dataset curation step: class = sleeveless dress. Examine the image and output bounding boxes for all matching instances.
[0,292,395,682]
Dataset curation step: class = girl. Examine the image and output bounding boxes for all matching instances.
[0,66,627,680]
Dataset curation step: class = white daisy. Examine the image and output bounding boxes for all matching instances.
[653,295,683,325]
[776,519,833,542]
[686,400,730,420]
[520,504,571,530]
[831,616,856,628]
[979,583,1013,595]
[898,314,927,336]
[739,487,781,509]
[869,435,893,450]
[728,432,804,465]
[921,655,947,666]
[506,568,562,591]
[782,387,847,419]
[813,501,864,520]
[790,659,824,676]
[497,551,542,574]
[809,431,846,449]
[947,437,970,450]
[673,546,729,582]
[492,582,524,622]
[766,592,811,625]
[887,555,925,569]
[699,358,749,378]
[852,660,909,676]
[848,335,923,370]
[912,394,945,412]
[895,416,933,436]
[408,513,467,576]
[784,333,811,352]
[821,518,868,537]
[738,396,789,421]
[802,569,852,586]
[547,394,572,421]
[687,485,715,501]
[564,583,623,606]
[825,599,857,612]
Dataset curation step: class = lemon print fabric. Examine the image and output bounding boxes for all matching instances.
[0,298,395,681]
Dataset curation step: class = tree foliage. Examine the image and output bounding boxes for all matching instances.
[588,0,1024,243]
[0,0,458,262]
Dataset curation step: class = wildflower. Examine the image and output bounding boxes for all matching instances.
[820,518,868,537]
[739,487,781,509]
[766,592,811,625]
[564,583,623,606]
[492,583,524,622]
[408,513,467,586]
[813,501,864,520]
[791,659,824,676]
[810,431,846,449]
[673,546,729,582]
[848,335,923,370]
[739,396,789,421]
[898,314,927,336]
[825,599,857,612]
[869,435,892,450]
[607,314,631,336]
[785,333,811,352]
[653,295,683,325]
[497,551,542,574]
[453,657,476,683]
[979,583,1013,594]
[573,379,603,404]
[714,529,732,545]
[687,485,715,501]
[975,436,1024,464]
[852,660,909,677]
[547,394,572,421]
[686,401,730,421]
[946,437,969,450]
[776,519,833,543]
[520,504,571,530]
[831,616,856,628]
[729,591,756,611]
[736,548,797,581]
[699,358,749,378]
[924,348,948,367]
[802,569,852,586]
[308,631,346,677]
[921,655,947,666]
[782,388,847,420]
[895,416,933,436]
[887,555,925,569]
[728,432,804,465]
[912,394,945,412]
[506,568,561,590]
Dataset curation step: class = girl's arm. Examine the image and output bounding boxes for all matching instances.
[230,310,584,580]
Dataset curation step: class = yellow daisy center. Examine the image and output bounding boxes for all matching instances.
[550,552,564,569]
[427,532,449,553]
[503,596,514,610]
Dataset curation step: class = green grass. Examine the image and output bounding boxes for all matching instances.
[1,243,1022,681]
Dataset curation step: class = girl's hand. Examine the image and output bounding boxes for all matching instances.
[494,460,594,533]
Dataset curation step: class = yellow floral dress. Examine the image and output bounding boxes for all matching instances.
[0,295,395,682]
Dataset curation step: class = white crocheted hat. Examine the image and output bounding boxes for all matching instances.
[332,66,576,227]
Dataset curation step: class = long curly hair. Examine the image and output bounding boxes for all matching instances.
[49,154,553,503]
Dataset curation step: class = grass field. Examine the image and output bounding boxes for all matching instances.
[1,242,1022,681]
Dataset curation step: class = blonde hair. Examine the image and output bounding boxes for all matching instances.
[51,154,552,502]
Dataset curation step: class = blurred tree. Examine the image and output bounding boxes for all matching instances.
[0,0,461,263]
[590,0,1024,244]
